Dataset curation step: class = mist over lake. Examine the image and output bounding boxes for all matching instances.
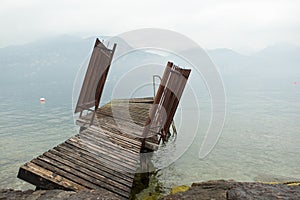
[0,36,299,192]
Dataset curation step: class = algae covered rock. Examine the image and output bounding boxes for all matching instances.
[170,185,190,195]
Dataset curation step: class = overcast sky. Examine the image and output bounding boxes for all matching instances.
[1,0,299,53]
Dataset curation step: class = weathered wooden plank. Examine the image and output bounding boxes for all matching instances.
[47,149,133,191]
[143,140,159,151]
[89,125,141,147]
[77,133,139,162]
[142,62,191,142]
[77,111,143,140]
[59,142,135,179]
[61,142,136,177]
[80,129,140,154]
[54,144,134,183]
[52,146,133,186]
[77,99,152,129]
[98,103,151,119]
[69,136,138,167]
[31,158,98,190]
[18,167,64,190]
[93,117,146,139]
[92,120,158,149]
[75,39,116,113]
[80,129,140,155]
[18,162,85,191]
[69,134,138,167]
[60,136,139,170]
[63,141,136,174]
[97,106,151,124]
[89,124,141,147]
[43,151,131,196]
[83,128,141,154]
[110,97,153,103]
[66,138,137,173]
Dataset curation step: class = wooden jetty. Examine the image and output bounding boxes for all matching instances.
[17,39,191,199]
[18,98,152,199]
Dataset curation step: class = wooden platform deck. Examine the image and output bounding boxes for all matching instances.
[18,98,158,199]
[76,97,159,150]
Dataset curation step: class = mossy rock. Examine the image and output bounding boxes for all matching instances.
[286,182,300,186]
[140,193,161,200]
[260,182,280,185]
[170,185,190,195]
[260,181,300,186]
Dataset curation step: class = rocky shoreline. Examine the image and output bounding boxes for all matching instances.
[1,180,300,200]
[163,180,300,200]
[0,188,120,200]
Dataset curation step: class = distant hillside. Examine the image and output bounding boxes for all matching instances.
[0,36,299,93]
[208,44,300,81]
[207,45,300,93]
[0,35,94,85]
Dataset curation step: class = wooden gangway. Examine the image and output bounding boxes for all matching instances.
[17,38,191,199]
[18,98,152,199]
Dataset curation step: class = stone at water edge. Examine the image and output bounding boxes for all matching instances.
[170,185,190,195]
[161,180,300,200]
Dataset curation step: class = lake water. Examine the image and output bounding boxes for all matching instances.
[0,78,299,195]
[153,86,300,194]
